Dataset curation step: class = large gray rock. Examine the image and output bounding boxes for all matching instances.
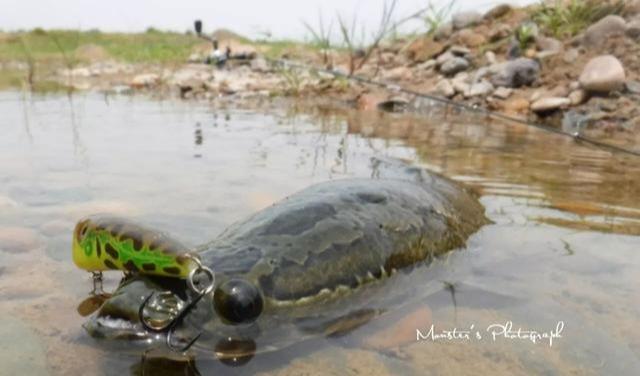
[490,58,540,88]
[440,57,470,76]
[583,15,626,47]
[579,55,626,93]
[452,11,483,30]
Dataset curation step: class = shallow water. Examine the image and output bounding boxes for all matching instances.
[0,91,639,375]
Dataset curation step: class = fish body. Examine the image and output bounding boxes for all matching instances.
[81,160,489,355]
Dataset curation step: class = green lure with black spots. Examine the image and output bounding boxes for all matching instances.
[72,216,198,278]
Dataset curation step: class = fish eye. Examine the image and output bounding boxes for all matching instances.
[213,279,263,325]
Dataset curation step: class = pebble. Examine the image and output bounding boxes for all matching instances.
[579,55,626,93]
[436,51,455,66]
[627,20,640,39]
[406,38,446,62]
[493,87,513,99]
[530,97,571,113]
[536,36,563,52]
[456,29,487,47]
[130,73,160,88]
[0,227,42,253]
[465,80,494,98]
[489,23,511,42]
[569,89,589,106]
[626,80,640,94]
[433,79,455,98]
[485,51,497,65]
[440,57,470,76]
[452,11,483,30]
[583,15,627,47]
[563,48,580,64]
[502,97,530,114]
[490,58,540,88]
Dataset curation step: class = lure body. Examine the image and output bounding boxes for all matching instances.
[72,216,197,278]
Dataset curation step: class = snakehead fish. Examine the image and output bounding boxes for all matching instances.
[79,160,489,357]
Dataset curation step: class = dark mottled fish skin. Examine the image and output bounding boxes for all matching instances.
[200,174,487,305]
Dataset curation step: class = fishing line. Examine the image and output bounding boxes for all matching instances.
[269,58,640,158]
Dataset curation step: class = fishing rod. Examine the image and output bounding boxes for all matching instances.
[190,19,638,158]
[269,58,640,158]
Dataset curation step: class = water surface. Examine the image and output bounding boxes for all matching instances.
[0,91,639,375]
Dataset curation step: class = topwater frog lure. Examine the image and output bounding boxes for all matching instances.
[72,215,216,351]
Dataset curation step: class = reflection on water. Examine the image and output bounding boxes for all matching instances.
[0,91,639,375]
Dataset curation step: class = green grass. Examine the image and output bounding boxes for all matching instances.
[531,0,626,38]
[0,29,202,64]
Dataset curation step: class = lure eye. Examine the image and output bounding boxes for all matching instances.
[213,279,263,325]
[76,221,89,242]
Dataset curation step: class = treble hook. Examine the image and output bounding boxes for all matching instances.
[138,263,216,353]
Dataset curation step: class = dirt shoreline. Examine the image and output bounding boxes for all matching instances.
[2,1,640,146]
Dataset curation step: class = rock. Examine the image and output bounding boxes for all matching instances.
[493,87,513,99]
[130,73,160,88]
[417,59,437,71]
[433,79,455,98]
[465,80,494,98]
[563,48,580,64]
[484,4,512,20]
[169,66,213,90]
[452,73,471,94]
[568,89,588,105]
[583,15,626,47]
[440,57,470,76]
[436,51,453,66]
[531,97,571,113]
[433,22,453,41]
[502,97,530,114]
[406,37,446,63]
[490,58,540,88]
[535,50,559,61]
[485,51,497,65]
[0,227,41,253]
[449,45,471,57]
[626,80,640,94]
[625,0,640,14]
[489,23,511,42]
[536,36,563,52]
[456,29,487,47]
[627,19,640,39]
[579,55,626,93]
[452,11,483,30]
[250,57,270,73]
[382,66,411,81]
